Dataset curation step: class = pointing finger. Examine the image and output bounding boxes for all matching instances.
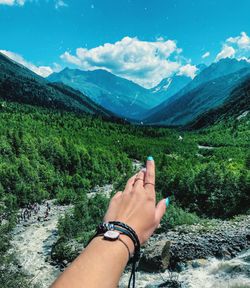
[144,156,155,193]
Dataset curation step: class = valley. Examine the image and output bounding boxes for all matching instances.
[0,52,249,288]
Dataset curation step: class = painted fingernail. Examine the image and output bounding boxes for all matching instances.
[147,156,154,161]
[165,197,170,207]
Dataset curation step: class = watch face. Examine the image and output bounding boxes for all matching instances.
[104,230,120,240]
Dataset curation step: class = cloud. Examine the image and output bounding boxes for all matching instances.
[177,64,198,79]
[227,32,250,50]
[215,45,235,61]
[0,0,69,8]
[61,36,197,88]
[0,0,25,5]
[202,51,210,59]
[0,50,57,77]
[55,0,68,9]
[215,32,250,62]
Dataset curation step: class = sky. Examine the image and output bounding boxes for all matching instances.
[0,0,250,88]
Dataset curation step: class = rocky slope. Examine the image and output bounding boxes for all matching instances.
[120,216,250,287]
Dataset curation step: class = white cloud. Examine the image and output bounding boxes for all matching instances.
[177,64,198,79]
[61,36,197,88]
[202,51,210,59]
[55,0,68,9]
[0,0,25,5]
[227,32,250,50]
[215,45,235,61]
[0,50,57,77]
[215,32,250,62]
[0,0,69,8]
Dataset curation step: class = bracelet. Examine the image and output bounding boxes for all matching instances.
[94,233,131,262]
[118,236,131,261]
[91,221,141,288]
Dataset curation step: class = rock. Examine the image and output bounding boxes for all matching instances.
[145,216,250,271]
[190,259,208,268]
[62,260,68,266]
[138,240,171,272]
[145,280,181,288]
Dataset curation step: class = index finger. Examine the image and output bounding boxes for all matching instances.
[144,156,155,192]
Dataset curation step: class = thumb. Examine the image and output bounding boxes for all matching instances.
[155,198,167,226]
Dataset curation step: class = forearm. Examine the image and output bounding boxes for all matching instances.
[51,236,132,288]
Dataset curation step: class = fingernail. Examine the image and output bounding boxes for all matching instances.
[147,156,154,161]
[165,197,170,207]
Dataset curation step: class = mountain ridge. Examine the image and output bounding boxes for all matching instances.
[0,52,113,118]
[186,75,250,129]
[143,58,250,125]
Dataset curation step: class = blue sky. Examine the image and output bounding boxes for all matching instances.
[0,0,249,87]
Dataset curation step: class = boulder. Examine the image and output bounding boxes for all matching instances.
[138,240,171,272]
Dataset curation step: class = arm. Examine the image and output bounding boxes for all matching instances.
[51,157,167,288]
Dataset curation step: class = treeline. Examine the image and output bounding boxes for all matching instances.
[0,100,249,274]
[0,100,249,217]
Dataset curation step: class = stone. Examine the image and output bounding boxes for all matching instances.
[190,259,208,268]
[145,280,181,288]
[62,260,68,266]
[138,240,171,272]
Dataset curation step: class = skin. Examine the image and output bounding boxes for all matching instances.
[52,158,167,288]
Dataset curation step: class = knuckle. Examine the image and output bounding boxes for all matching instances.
[147,195,155,202]
[147,171,154,178]
[128,177,135,184]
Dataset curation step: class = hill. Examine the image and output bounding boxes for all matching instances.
[0,52,112,118]
[187,76,250,129]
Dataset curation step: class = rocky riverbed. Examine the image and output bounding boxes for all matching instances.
[120,216,250,287]
[10,200,72,288]
[10,199,250,288]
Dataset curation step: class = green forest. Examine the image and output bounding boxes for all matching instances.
[0,100,249,286]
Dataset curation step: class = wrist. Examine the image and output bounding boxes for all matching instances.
[119,233,135,256]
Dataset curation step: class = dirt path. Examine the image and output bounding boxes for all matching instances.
[11,200,72,288]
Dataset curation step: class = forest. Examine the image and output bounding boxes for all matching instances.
[0,100,249,286]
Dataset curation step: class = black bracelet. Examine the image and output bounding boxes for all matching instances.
[92,221,141,288]
[109,221,140,260]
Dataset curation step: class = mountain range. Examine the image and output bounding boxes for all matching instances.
[1,50,249,128]
[48,68,155,120]
[48,65,207,120]
[143,58,250,125]
[0,52,113,119]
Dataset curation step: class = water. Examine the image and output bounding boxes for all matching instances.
[120,249,250,288]
[179,249,250,288]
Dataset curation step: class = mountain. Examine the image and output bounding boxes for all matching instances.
[148,64,206,108]
[150,74,192,103]
[48,68,158,120]
[144,58,250,125]
[187,76,250,129]
[0,52,112,118]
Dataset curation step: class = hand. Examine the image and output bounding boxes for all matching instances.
[104,157,167,245]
